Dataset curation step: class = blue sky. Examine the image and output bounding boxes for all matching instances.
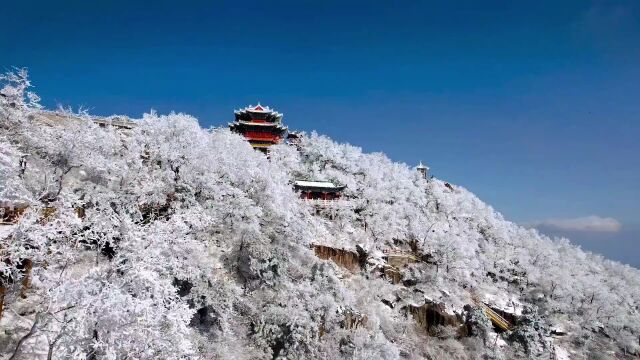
[2,0,639,266]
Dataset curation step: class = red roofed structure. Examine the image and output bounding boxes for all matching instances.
[229,104,287,152]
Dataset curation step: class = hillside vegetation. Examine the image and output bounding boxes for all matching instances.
[1,70,639,359]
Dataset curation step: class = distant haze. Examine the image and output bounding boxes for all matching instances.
[534,226,639,268]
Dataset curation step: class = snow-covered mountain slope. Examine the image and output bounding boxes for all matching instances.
[1,71,639,359]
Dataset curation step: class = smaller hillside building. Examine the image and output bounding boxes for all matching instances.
[294,180,345,201]
[416,162,429,179]
[286,131,302,146]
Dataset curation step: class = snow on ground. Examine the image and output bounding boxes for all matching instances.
[0,225,15,239]
[482,292,523,316]
[554,345,570,360]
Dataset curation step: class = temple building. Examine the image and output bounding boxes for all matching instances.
[416,162,429,179]
[286,131,302,146]
[229,104,287,151]
[294,180,346,201]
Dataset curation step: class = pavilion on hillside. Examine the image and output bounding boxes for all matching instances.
[294,180,346,201]
[286,131,302,147]
[416,161,429,179]
[229,104,287,152]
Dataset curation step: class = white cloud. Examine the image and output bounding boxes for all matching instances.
[528,215,622,233]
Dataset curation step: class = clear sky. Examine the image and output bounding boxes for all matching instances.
[2,0,639,266]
